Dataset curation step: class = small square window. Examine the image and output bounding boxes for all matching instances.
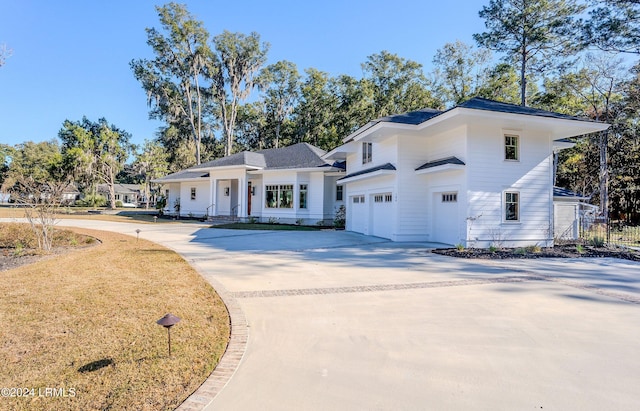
[505,192,519,221]
[505,135,519,161]
[190,187,196,200]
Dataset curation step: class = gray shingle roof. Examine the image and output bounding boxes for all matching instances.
[258,143,329,169]
[376,108,443,125]
[458,97,598,123]
[155,143,335,183]
[352,97,597,134]
[196,151,266,169]
[415,156,465,171]
[553,186,587,199]
[339,163,396,181]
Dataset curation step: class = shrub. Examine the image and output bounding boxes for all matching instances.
[590,236,605,247]
[455,243,465,251]
[514,248,526,255]
[115,200,123,208]
[76,194,107,208]
[488,245,497,253]
[334,205,346,229]
[525,244,542,253]
[576,244,584,254]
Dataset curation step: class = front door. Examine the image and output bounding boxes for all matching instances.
[247,182,252,216]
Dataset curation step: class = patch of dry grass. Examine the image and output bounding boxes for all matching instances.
[0,227,230,411]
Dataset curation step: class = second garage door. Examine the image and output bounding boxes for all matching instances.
[371,192,393,239]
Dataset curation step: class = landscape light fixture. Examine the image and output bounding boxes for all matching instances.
[157,313,181,357]
[135,228,141,241]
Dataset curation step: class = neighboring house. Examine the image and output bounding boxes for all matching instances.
[153,143,345,224]
[62,183,81,205]
[553,186,598,241]
[324,97,608,247]
[97,183,144,207]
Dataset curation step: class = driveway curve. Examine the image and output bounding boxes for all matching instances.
[23,219,640,410]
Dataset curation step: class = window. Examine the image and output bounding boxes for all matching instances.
[352,195,365,204]
[442,193,457,203]
[336,185,343,201]
[190,187,196,200]
[505,135,519,161]
[115,194,120,200]
[265,184,294,208]
[362,142,372,164]
[299,184,308,209]
[374,193,392,203]
[505,192,519,221]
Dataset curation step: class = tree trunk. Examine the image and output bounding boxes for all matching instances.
[520,47,527,106]
[599,129,609,221]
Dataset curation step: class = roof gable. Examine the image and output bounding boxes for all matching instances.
[259,143,329,169]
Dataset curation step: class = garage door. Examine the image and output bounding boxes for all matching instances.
[371,193,393,239]
[349,195,368,234]
[433,192,459,245]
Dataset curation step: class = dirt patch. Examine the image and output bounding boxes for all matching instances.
[432,244,640,261]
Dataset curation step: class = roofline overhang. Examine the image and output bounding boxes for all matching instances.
[152,177,208,183]
[189,164,263,172]
[247,166,343,174]
[338,169,395,184]
[415,163,465,175]
[340,105,610,144]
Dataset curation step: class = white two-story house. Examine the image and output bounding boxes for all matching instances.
[324,97,608,247]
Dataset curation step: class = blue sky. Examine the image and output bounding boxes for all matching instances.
[0,0,487,148]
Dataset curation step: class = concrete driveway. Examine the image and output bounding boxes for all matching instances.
[44,220,640,410]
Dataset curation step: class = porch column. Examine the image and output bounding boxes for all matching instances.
[212,179,218,216]
[238,176,245,217]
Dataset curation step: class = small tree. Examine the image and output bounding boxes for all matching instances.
[10,177,68,252]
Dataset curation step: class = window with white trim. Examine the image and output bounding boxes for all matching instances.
[362,142,372,164]
[384,194,393,202]
[190,187,196,200]
[299,184,308,209]
[265,184,294,208]
[336,185,343,201]
[505,135,519,161]
[352,195,365,204]
[505,191,519,221]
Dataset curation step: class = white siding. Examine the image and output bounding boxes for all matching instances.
[395,126,467,242]
[180,180,210,217]
[466,124,553,247]
[554,201,579,240]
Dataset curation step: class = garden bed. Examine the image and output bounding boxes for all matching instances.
[432,244,640,261]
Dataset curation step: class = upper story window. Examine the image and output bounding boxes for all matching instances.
[505,191,519,221]
[505,135,519,161]
[362,142,372,164]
